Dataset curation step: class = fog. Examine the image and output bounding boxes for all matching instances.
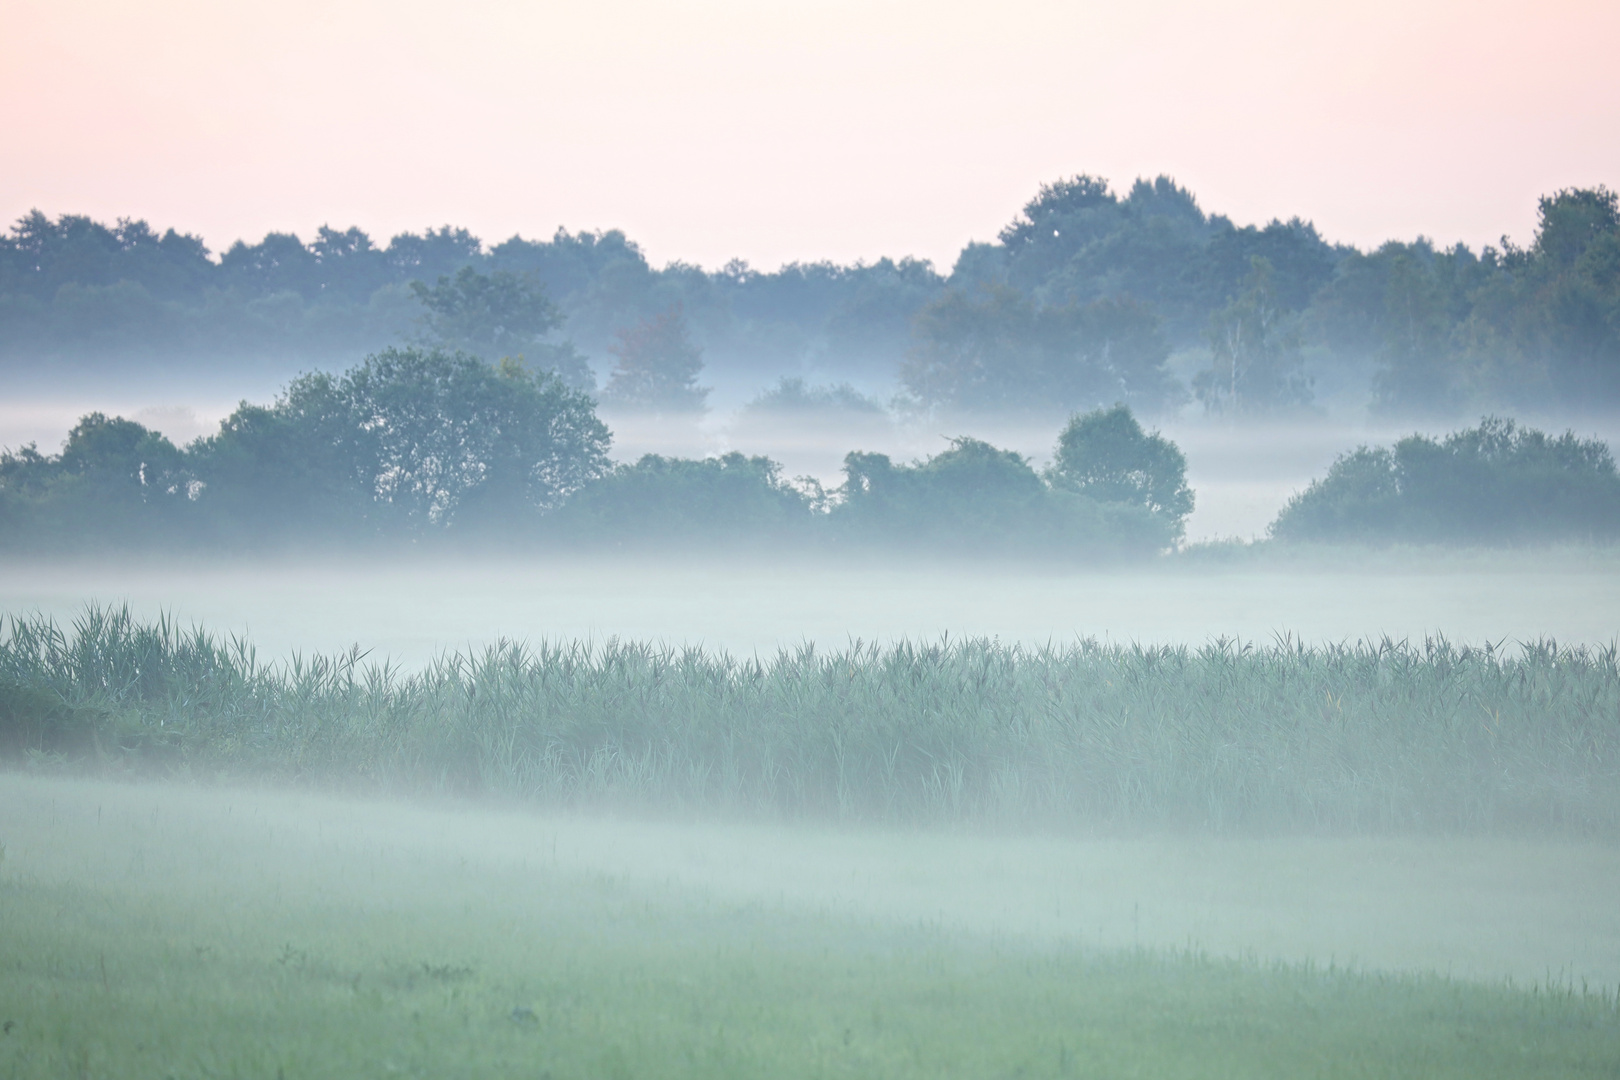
[7,773,1617,989]
[3,548,1616,667]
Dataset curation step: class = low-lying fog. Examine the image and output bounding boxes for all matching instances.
[5,550,1619,665]
[7,774,1617,989]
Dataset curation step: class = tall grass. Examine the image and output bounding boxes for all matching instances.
[3,606,1617,834]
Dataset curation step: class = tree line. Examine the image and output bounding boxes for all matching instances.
[5,346,1616,551]
[0,351,1193,555]
[4,179,1616,417]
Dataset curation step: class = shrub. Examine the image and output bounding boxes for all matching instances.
[834,436,1171,555]
[1271,417,1620,544]
[1047,405,1194,540]
[553,452,817,546]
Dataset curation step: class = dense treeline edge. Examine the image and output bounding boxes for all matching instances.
[4,179,1617,418]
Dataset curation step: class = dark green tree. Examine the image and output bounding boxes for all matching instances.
[1271,417,1620,544]
[834,436,1171,554]
[555,452,815,544]
[1519,187,1620,402]
[1370,250,1459,415]
[313,226,391,302]
[1047,406,1193,537]
[0,414,191,548]
[901,286,1045,412]
[188,374,379,539]
[197,348,611,538]
[218,231,321,298]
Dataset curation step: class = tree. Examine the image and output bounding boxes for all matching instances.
[1531,187,1620,269]
[1270,417,1620,544]
[1195,257,1311,413]
[197,348,611,538]
[836,438,1049,548]
[312,225,391,302]
[996,175,1125,293]
[55,412,188,496]
[387,226,482,283]
[1047,405,1193,538]
[600,305,709,412]
[1520,187,1620,403]
[409,267,594,393]
[218,232,320,298]
[554,452,815,545]
[188,375,380,539]
[1371,250,1458,415]
[1200,217,1340,313]
[1062,297,1183,414]
[833,436,1172,554]
[901,286,1045,412]
[0,414,192,548]
[742,378,886,417]
[901,287,1178,415]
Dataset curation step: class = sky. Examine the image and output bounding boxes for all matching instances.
[3,0,1617,271]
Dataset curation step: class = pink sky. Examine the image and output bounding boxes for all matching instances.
[3,0,1616,271]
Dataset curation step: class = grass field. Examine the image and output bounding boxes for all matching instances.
[2,773,1618,1080]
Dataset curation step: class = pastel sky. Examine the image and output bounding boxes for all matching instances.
[4,0,1616,270]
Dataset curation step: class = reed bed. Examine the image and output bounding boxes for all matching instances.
[2,606,1617,833]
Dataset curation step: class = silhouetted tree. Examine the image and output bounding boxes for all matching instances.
[600,305,708,412]
[1195,257,1311,413]
[902,287,1178,415]
[409,267,595,392]
[555,452,815,544]
[0,414,192,547]
[1047,405,1193,538]
[1271,417,1620,544]
[196,348,611,539]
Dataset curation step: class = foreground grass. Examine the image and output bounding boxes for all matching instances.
[2,777,1617,1079]
[4,606,1620,833]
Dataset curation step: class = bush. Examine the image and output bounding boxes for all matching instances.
[742,377,886,417]
[1271,417,1620,544]
[834,436,1172,555]
[553,452,818,546]
[1047,405,1194,540]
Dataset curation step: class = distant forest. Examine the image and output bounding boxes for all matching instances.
[2,177,1617,417]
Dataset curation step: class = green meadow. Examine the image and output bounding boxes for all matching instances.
[2,774,1617,1080]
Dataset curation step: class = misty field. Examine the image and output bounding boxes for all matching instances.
[6,606,1620,1076]
[2,775,1618,1080]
